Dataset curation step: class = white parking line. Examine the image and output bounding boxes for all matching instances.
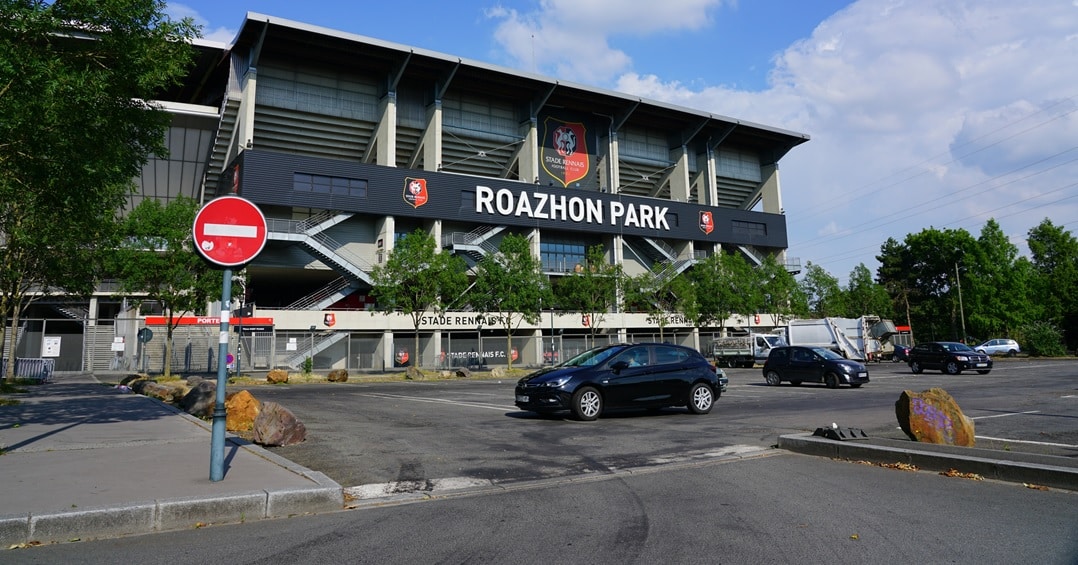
[971,410,1040,420]
[975,435,1078,449]
[359,392,514,412]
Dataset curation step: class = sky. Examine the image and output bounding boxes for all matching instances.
[166,0,1078,284]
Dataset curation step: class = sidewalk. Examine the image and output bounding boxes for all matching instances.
[0,373,342,546]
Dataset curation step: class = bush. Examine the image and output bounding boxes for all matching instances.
[1019,321,1066,357]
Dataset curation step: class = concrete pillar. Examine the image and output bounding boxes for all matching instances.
[668,145,691,202]
[424,100,443,171]
[520,118,539,183]
[376,92,397,167]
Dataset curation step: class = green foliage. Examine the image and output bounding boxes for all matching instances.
[371,229,468,368]
[677,253,754,331]
[109,197,221,377]
[553,245,620,338]
[1018,321,1066,357]
[0,1,198,377]
[302,357,313,375]
[757,255,808,324]
[800,261,846,317]
[844,263,892,318]
[470,233,552,368]
[1027,219,1078,350]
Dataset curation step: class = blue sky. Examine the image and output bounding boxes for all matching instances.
[167,0,1078,285]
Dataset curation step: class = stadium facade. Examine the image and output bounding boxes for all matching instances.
[13,13,808,374]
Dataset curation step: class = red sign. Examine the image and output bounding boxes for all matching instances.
[192,196,267,267]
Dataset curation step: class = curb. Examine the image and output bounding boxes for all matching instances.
[778,433,1078,491]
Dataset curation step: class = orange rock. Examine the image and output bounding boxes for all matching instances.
[225,390,261,432]
[895,388,975,447]
[266,369,289,384]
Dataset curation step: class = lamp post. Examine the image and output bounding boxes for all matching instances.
[955,262,967,343]
[477,322,483,367]
[549,308,556,364]
[309,325,316,371]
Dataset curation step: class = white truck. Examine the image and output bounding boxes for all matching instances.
[711,332,787,368]
[782,316,898,362]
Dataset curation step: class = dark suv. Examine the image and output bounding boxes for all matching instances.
[908,341,992,375]
[762,346,869,388]
[514,343,727,421]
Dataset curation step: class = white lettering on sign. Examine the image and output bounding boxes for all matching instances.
[475,186,669,231]
[204,223,259,238]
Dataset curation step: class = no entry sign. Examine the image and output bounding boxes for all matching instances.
[192,196,268,267]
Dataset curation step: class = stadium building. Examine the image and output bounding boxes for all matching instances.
[13,13,808,375]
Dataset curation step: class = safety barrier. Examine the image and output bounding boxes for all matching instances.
[0,358,55,383]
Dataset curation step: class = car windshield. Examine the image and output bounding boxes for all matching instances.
[559,345,625,367]
[943,342,974,352]
[811,347,843,360]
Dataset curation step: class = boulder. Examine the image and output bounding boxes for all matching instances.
[252,401,307,446]
[405,366,424,380]
[225,390,261,432]
[327,369,348,382]
[186,375,205,387]
[454,366,472,379]
[129,378,154,395]
[141,381,184,404]
[491,366,507,379]
[267,369,289,384]
[895,388,975,447]
[179,380,217,418]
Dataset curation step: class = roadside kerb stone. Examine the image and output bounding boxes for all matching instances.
[156,492,268,532]
[31,502,156,545]
[778,433,1078,491]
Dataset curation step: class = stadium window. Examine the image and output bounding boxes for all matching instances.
[293,173,368,198]
[732,220,767,237]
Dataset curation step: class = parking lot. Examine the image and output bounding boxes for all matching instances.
[244,358,1078,491]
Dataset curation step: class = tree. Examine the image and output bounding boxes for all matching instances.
[110,197,221,377]
[0,1,197,377]
[1026,219,1078,350]
[553,245,620,343]
[470,233,551,369]
[843,263,892,318]
[678,252,756,334]
[964,219,1034,340]
[622,270,681,341]
[370,230,468,368]
[757,255,808,325]
[799,262,845,317]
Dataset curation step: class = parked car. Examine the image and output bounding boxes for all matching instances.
[891,344,911,362]
[514,343,727,421]
[908,341,992,375]
[975,338,1020,357]
[761,345,869,389]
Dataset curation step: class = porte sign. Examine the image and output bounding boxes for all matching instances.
[192,196,268,267]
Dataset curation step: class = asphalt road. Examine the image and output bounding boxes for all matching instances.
[6,358,1077,564]
[241,357,1078,490]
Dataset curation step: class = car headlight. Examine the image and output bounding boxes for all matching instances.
[542,376,572,387]
[955,355,969,361]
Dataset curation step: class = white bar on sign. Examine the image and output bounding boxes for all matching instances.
[205,223,258,237]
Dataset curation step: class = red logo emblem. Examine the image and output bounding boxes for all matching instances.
[699,211,714,235]
[324,313,336,327]
[403,178,429,208]
[541,117,590,187]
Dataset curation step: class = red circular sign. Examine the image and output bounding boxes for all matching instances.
[192,196,268,266]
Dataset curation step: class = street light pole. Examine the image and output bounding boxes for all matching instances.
[955,262,967,343]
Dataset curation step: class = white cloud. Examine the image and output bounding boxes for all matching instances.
[562,0,1078,281]
[166,3,237,44]
[487,0,727,82]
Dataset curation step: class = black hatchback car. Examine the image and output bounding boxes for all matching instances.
[514,343,727,421]
[908,341,992,375]
[762,346,869,388]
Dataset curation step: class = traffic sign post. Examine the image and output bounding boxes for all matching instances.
[193,197,268,482]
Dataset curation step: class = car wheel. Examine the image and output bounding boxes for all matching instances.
[765,370,781,386]
[977,370,991,375]
[944,361,962,375]
[824,372,839,389]
[910,361,923,374]
[725,358,737,369]
[1007,349,1018,357]
[790,380,802,386]
[571,386,602,421]
[687,383,714,415]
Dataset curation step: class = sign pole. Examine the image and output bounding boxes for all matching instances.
[210,268,232,482]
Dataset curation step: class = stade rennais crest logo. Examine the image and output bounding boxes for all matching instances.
[541,117,589,187]
[699,211,714,235]
[403,177,429,208]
